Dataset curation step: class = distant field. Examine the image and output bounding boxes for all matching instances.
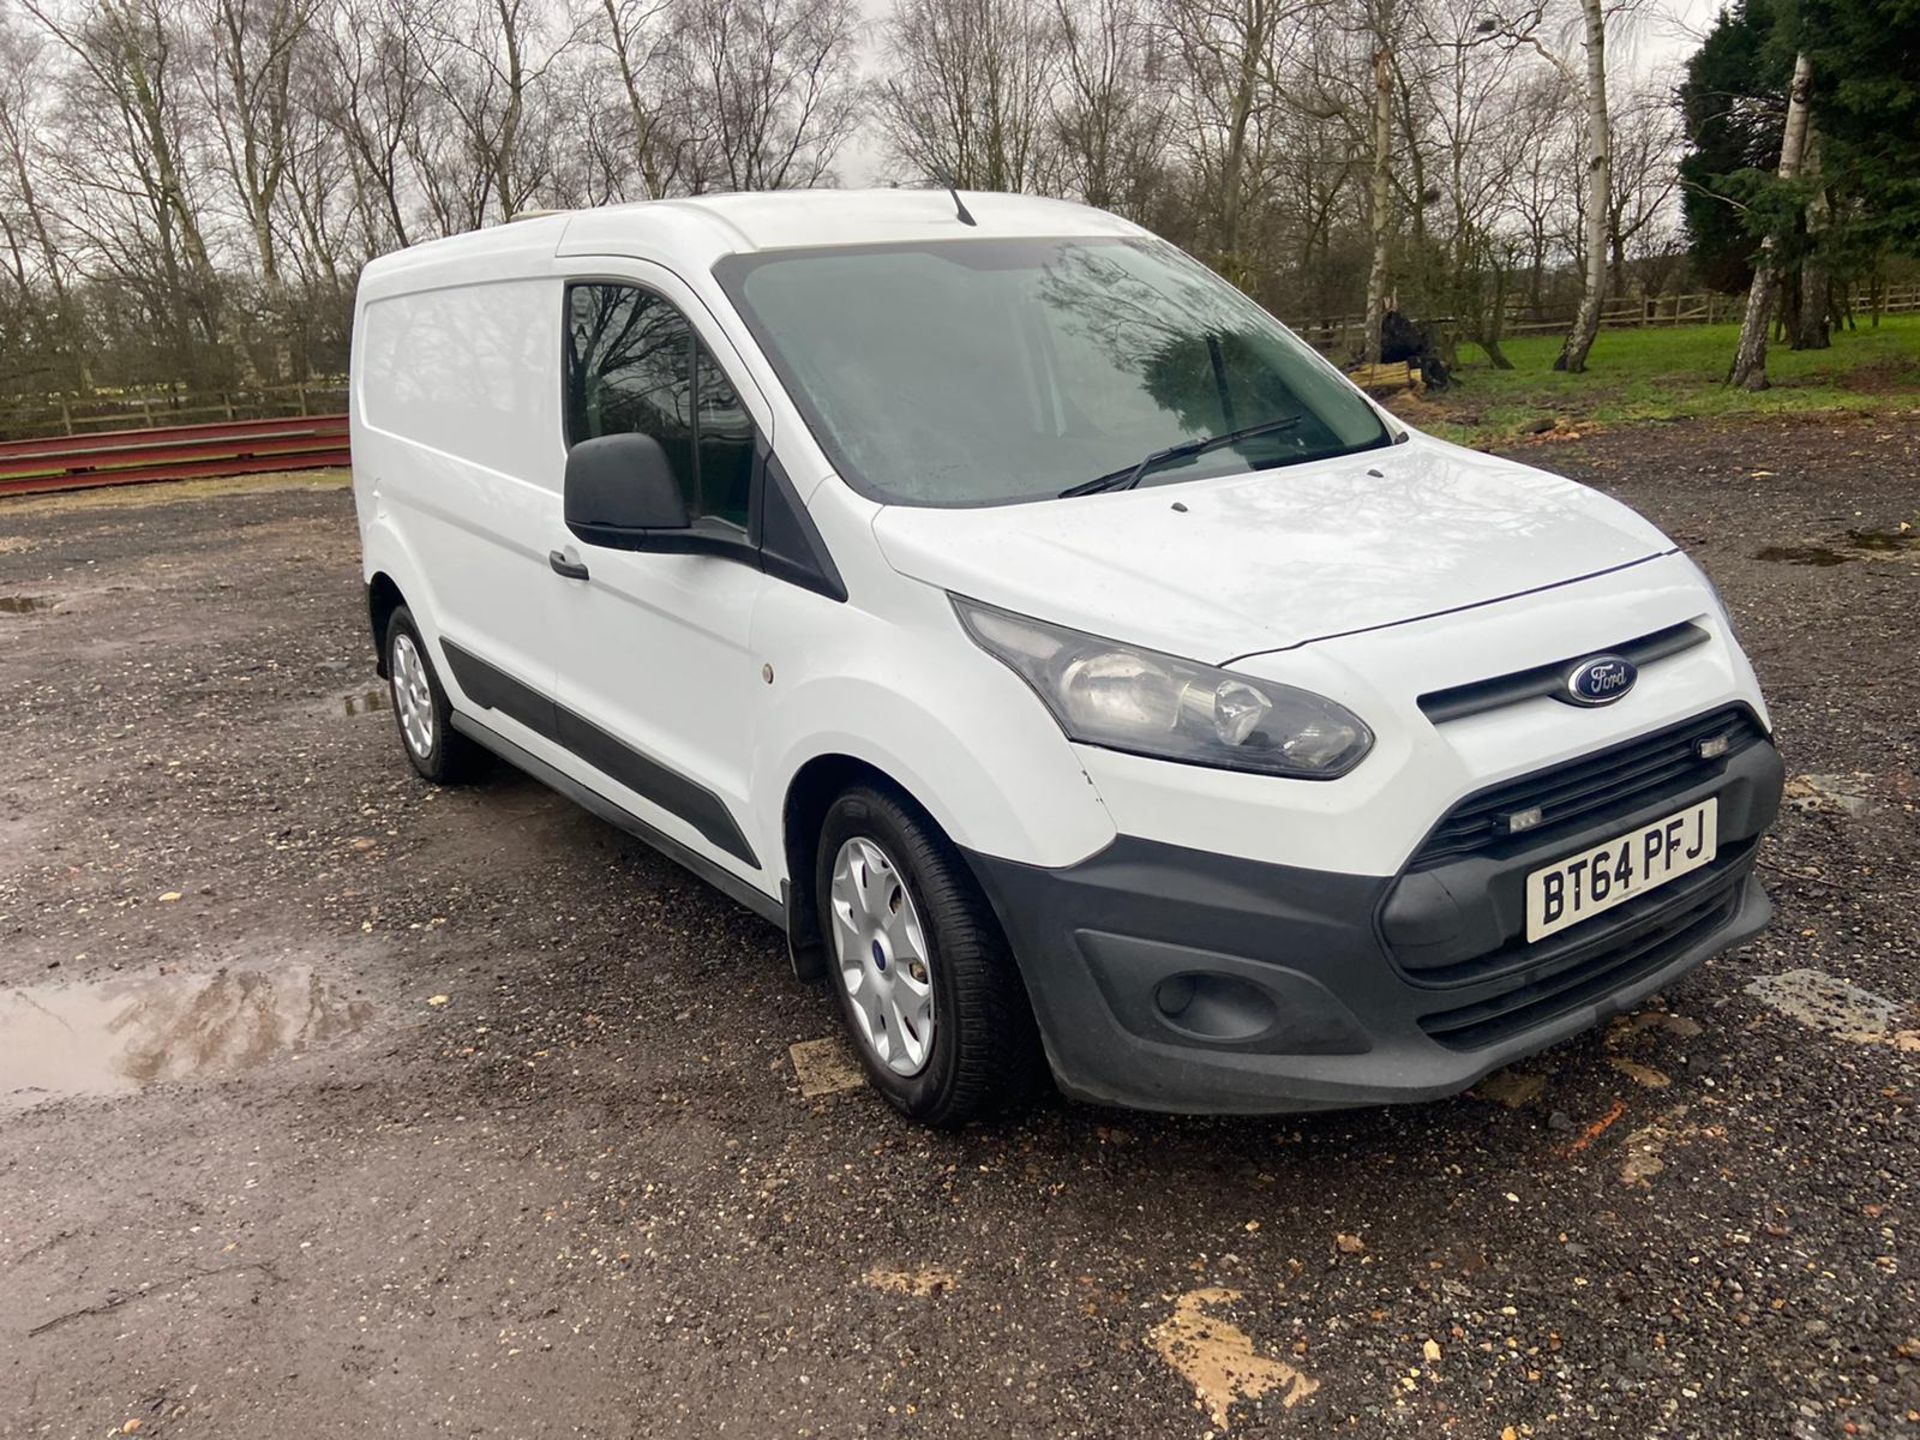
[1410,315,1920,447]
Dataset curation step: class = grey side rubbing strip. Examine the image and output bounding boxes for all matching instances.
[553,708,759,867]
[440,638,558,736]
[1418,621,1711,724]
[439,639,760,868]
[450,713,783,925]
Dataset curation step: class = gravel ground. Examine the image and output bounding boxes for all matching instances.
[1,416,1916,1439]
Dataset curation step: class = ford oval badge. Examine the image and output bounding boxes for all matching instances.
[1563,654,1637,706]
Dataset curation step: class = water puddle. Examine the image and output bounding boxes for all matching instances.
[341,688,389,717]
[1848,526,1917,553]
[1755,527,1917,567]
[0,965,376,1111]
[0,594,55,614]
[1753,545,1853,567]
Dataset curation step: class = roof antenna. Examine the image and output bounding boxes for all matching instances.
[946,182,977,227]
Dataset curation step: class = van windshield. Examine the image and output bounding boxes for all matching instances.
[714,236,1390,508]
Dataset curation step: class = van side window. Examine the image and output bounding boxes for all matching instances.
[693,346,754,528]
[565,283,754,529]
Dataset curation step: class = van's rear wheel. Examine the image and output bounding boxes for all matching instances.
[385,607,482,784]
[816,783,1044,1126]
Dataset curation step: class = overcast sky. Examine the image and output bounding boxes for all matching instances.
[835,0,1727,188]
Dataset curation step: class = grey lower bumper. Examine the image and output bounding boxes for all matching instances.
[966,739,1782,1115]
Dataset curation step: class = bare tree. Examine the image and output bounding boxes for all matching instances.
[1161,0,1307,286]
[1604,80,1680,296]
[670,0,863,191]
[196,0,326,379]
[0,13,92,390]
[1408,0,1538,366]
[1358,0,1397,363]
[1483,0,1628,372]
[1556,0,1609,370]
[586,0,687,197]
[1050,0,1168,216]
[315,0,430,250]
[419,0,576,223]
[1728,48,1811,391]
[25,0,242,383]
[879,0,1062,191]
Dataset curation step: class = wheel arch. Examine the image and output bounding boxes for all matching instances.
[781,752,905,982]
[367,571,406,676]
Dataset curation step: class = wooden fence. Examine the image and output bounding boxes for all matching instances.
[0,414,350,499]
[1288,281,1920,356]
[0,379,349,444]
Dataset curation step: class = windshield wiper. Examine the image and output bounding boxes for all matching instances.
[1058,415,1305,498]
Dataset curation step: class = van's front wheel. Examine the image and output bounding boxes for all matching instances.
[816,784,1045,1126]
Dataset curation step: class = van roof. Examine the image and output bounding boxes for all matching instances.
[358,190,1145,294]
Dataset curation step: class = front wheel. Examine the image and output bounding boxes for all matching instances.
[816,783,1045,1126]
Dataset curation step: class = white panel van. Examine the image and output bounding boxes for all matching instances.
[350,190,1782,1125]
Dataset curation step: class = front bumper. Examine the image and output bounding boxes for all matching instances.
[967,734,1783,1114]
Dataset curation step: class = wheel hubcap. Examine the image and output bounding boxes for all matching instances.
[829,836,934,1077]
[390,633,436,759]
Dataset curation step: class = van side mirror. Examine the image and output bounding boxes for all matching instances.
[564,433,690,548]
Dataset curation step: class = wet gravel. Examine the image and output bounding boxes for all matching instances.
[0,419,1916,1438]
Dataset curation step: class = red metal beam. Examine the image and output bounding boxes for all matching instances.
[0,414,351,498]
[0,413,347,460]
[0,434,351,482]
[0,449,352,497]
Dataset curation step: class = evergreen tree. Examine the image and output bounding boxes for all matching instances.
[1798,0,1920,250]
[1678,0,1791,293]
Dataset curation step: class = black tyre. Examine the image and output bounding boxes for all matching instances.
[384,606,483,784]
[815,782,1045,1126]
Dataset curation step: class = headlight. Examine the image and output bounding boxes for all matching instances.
[1686,556,1741,643]
[953,596,1373,779]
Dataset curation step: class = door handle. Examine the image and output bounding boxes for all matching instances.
[549,550,589,581]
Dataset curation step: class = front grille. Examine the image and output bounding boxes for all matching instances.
[1417,856,1750,1051]
[1410,706,1765,869]
[1418,622,1709,724]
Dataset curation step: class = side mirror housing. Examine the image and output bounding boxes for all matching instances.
[564,433,690,548]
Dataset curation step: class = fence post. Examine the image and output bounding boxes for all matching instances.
[141,395,155,428]
[58,397,72,436]
[296,380,309,417]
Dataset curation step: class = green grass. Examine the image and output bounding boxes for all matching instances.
[1413,314,1920,447]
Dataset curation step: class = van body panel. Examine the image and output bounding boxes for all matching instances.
[355,272,566,729]
[872,437,1672,665]
[747,563,1120,877]
[546,258,775,886]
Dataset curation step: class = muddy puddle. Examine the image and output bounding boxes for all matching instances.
[1755,527,1917,566]
[1848,525,1917,553]
[1754,545,1853,567]
[0,964,376,1111]
[0,594,55,614]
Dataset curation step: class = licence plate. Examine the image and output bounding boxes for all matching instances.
[1525,798,1718,942]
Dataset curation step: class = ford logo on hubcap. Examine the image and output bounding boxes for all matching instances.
[1563,654,1637,706]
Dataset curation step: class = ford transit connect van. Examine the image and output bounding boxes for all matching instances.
[350,190,1783,1125]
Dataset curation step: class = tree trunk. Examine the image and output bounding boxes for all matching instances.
[1479,258,1514,370]
[1362,41,1394,366]
[1792,128,1831,350]
[1730,51,1814,390]
[1555,0,1610,374]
